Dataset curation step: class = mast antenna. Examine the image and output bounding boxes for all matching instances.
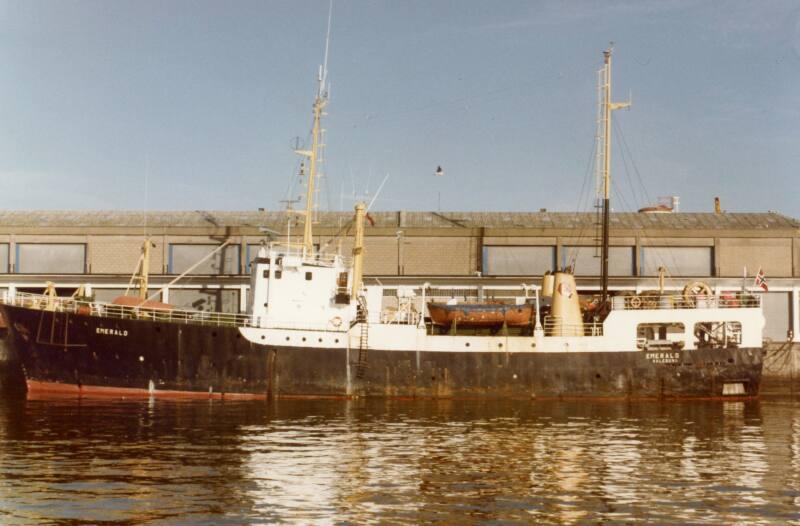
[320,0,333,98]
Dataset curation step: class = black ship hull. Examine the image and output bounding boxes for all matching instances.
[1,303,271,398]
[1,304,763,399]
[269,345,763,399]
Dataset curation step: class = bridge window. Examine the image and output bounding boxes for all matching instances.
[694,321,742,348]
[637,322,685,350]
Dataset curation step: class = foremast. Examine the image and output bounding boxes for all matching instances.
[295,3,333,258]
[598,46,630,305]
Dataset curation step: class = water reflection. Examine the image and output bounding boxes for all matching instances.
[0,398,798,524]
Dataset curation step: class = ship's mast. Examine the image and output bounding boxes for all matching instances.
[295,2,333,257]
[139,238,151,300]
[598,46,630,305]
[351,202,366,297]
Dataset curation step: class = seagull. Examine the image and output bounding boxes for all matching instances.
[435,166,444,177]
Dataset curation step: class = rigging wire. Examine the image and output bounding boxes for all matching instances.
[609,167,681,279]
[564,136,599,272]
[613,117,686,279]
[615,116,655,206]
[612,118,642,210]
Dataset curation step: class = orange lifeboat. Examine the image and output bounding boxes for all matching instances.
[427,302,533,328]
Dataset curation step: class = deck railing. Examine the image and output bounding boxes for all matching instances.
[543,316,603,337]
[1,291,254,328]
[267,243,349,268]
[611,293,761,311]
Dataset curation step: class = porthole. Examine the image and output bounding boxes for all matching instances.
[498,343,503,348]
[465,342,470,347]
[302,337,307,342]
[318,338,323,343]
[261,335,266,340]
[285,336,290,341]
[335,338,339,343]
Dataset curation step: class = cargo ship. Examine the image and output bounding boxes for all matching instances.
[0,47,765,399]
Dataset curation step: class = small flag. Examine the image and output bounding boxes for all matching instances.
[754,267,768,291]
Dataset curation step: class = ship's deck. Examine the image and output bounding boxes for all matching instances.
[0,291,254,328]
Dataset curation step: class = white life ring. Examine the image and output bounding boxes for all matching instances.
[330,316,343,328]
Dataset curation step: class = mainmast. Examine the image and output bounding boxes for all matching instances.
[295,2,333,257]
[598,46,630,304]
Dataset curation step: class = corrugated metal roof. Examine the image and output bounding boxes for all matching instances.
[0,210,796,230]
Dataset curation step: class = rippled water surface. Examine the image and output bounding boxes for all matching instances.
[1,397,800,524]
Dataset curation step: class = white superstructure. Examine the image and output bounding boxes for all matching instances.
[241,248,765,356]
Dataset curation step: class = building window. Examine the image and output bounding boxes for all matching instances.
[641,246,713,277]
[482,246,555,276]
[168,288,241,314]
[0,244,8,273]
[562,246,634,276]
[246,244,271,274]
[16,243,86,274]
[168,244,241,275]
[762,292,791,341]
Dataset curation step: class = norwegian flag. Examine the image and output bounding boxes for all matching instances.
[754,267,769,291]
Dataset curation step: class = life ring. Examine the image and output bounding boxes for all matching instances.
[330,316,343,328]
[629,296,642,309]
[682,281,713,307]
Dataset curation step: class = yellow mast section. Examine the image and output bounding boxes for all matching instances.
[295,92,327,257]
[351,202,366,297]
[139,238,151,300]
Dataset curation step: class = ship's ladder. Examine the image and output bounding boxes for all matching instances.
[355,298,369,379]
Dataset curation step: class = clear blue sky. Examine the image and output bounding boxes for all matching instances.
[0,0,797,217]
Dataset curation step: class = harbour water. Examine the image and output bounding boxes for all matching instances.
[1,397,800,524]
